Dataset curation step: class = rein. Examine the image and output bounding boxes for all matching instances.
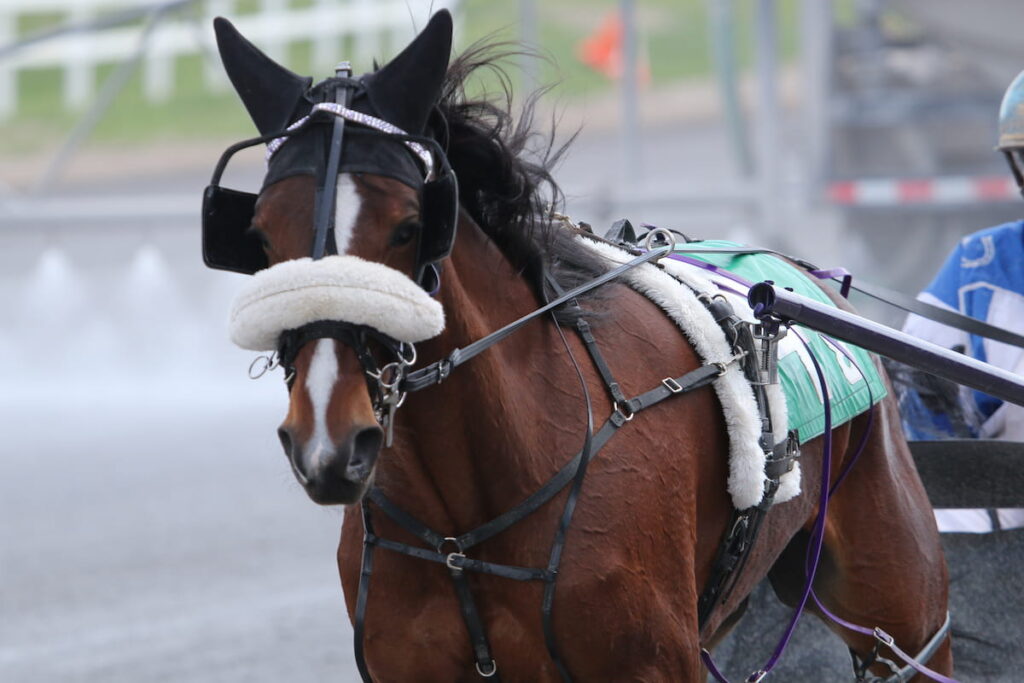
[397,242,672,395]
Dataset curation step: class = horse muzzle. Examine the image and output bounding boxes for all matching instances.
[279,425,383,505]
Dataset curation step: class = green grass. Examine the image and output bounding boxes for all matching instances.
[0,0,810,156]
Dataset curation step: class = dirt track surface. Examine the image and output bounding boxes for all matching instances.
[0,393,362,682]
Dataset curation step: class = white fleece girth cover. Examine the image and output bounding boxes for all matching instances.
[578,238,800,509]
[229,256,445,351]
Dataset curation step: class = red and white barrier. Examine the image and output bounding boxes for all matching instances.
[827,176,1018,206]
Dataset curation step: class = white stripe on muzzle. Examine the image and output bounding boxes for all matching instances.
[229,255,445,351]
[305,338,338,474]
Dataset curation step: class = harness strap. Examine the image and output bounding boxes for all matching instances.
[311,67,353,260]
[366,489,446,548]
[625,363,723,414]
[366,534,551,581]
[541,317,599,683]
[837,609,954,683]
[354,502,377,683]
[575,318,628,405]
[448,566,501,680]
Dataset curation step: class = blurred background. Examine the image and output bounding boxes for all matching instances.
[1,1,1021,680]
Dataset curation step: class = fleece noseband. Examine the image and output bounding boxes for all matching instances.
[229,255,445,352]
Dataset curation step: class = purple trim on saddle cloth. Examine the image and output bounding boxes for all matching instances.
[668,253,755,289]
[809,267,853,298]
[669,251,854,300]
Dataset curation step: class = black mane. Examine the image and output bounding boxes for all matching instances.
[434,42,608,315]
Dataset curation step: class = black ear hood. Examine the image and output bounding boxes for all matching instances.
[214,10,453,190]
[213,17,312,136]
[361,10,453,136]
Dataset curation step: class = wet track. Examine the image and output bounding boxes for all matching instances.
[0,392,361,682]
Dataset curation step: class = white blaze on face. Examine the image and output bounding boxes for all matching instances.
[333,174,362,255]
[305,338,339,474]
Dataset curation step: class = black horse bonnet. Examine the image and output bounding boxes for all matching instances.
[201,11,458,291]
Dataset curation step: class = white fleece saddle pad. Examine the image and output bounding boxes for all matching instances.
[579,238,800,510]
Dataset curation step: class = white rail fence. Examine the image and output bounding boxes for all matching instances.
[0,0,458,119]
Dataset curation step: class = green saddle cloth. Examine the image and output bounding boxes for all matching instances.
[683,240,886,443]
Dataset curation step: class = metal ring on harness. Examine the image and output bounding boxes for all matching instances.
[475,659,498,678]
[614,400,635,422]
[643,227,677,254]
[248,353,278,379]
[399,342,417,366]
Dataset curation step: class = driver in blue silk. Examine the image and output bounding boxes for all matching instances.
[900,69,1024,535]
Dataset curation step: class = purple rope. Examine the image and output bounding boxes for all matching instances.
[701,327,833,683]
[754,326,834,675]
[671,252,950,680]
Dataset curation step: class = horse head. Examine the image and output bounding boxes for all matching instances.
[205,12,455,505]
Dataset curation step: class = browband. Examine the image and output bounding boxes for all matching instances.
[266,102,436,181]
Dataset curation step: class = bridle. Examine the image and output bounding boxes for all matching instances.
[276,320,417,448]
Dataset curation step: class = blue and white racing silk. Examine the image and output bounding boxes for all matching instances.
[902,220,1024,532]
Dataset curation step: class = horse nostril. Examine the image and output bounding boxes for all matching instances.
[278,427,293,455]
[348,426,383,473]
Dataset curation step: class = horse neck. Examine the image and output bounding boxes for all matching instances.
[383,216,585,532]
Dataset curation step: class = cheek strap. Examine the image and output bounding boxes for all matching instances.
[229,255,446,352]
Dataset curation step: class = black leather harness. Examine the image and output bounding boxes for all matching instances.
[289,239,799,681]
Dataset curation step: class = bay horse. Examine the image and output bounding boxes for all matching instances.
[204,11,953,681]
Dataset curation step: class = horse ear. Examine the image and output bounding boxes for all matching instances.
[365,10,453,134]
[213,17,312,136]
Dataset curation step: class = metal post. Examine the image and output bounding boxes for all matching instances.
[755,0,781,240]
[710,0,753,175]
[800,0,832,204]
[34,7,166,194]
[620,0,641,181]
[519,0,539,96]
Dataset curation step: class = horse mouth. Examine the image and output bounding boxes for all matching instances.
[303,473,373,506]
[281,427,382,506]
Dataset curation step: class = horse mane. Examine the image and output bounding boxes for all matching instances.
[435,41,609,318]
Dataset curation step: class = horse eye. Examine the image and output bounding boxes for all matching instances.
[246,226,271,251]
[389,220,421,247]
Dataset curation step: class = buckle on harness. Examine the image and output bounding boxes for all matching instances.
[475,659,498,678]
[614,400,635,422]
[873,627,895,648]
[662,377,683,393]
[438,537,465,571]
[446,552,466,571]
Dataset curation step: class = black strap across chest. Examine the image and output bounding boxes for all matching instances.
[349,260,783,681]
